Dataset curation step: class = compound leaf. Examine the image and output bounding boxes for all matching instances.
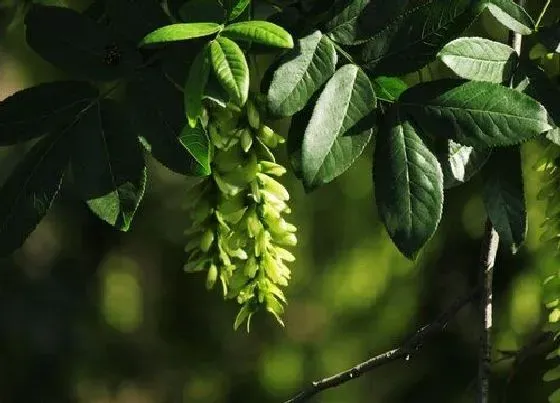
[0,81,97,146]
[26,5,140,81]
[71,100,146,231]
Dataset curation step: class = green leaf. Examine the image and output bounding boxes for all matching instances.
[0,133,70,256]
[437,37,518,83]
[139,23,222,45]
[25,5,141,81]
[515,61,560,144]
[267,31,337,117]
[440,139,490,189]
[229,0,251,21]
[360,0,477,75]
[287,100,314,179]
[482,147,526,253]
[371,76,407,102]
[71,100,146,231]
[179,0,225,23]
[127,71,203,175]
[477,0,534,35]
[400,80,552,148]
[179,123,211,176]
[323,0,370,45]
[375,107,443,260]
[221,21,294,48]
[0,81,97,146]
[302,64,376,189]
[185,43,211,128]
[210,37,250,106]
[106,0,169,42]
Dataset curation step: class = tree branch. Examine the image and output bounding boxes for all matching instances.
[477,220,500,403]
[283,288,478,403]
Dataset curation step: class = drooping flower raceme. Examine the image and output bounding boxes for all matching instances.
[184,97,296,331]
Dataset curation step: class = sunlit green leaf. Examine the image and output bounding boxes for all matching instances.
[267,31,337,117]
[179,123,211,176]
[140,22,222,45]
[221,21,294,48]
[229,0,251,21]
[440,139,490,189]
[210,36,250,106]
[371,76,407,102]
[438,37,517,83]
[302,64,376,189]
[477,0,534,35]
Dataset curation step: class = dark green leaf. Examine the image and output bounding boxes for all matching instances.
[482,147,526,253]
[539,22,560,53]
[0,81,97,146]
[25,5,141,81]
[375,106,443,260]
[440,139,490,188]
[0,133,70,256]
[400,80,552,147]
[179,123,211,175]
[360,0,477,75]
[515,61,560,144]
[127,71,202,175]
[371,76,407,102]
[267,31,337,117]
[71,100,146,231]
[185,43,211,128]
[229,0,251,21]
[140,22,222,45]
[302,64,376,189]
[179,0,225,23]
[477,0,534,35]
[323,0,370,45]
[437,37,517,83]
[355,0,410,39]
[106,0,169,42]
[210,37,250,106]
[221,21,294,48]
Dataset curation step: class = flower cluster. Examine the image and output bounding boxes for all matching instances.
[537,145,560,396]
[184,97,296,331]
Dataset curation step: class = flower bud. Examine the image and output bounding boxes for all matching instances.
[241,128,253,152]
[206,264,218,289]
[247,99,261,129]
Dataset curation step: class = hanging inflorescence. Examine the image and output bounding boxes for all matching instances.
[184,96,297,331]
[536,145,560,396]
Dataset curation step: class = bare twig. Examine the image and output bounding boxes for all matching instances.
[477,220,500,403]
[283,289,478,403]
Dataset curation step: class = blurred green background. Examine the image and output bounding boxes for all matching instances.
[0,1,559,402]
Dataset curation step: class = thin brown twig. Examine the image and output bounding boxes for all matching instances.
[283,288,478,403]
[477,220,500,403]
